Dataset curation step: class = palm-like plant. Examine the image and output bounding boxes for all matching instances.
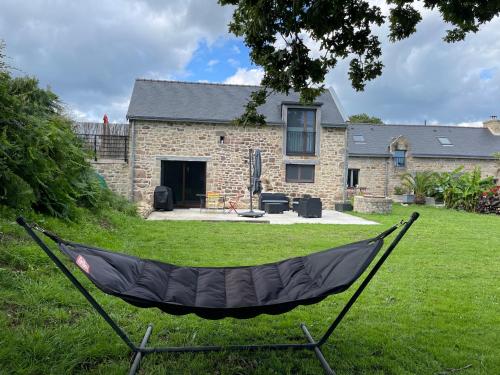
[400,171,437,204]
[436,167,495,211]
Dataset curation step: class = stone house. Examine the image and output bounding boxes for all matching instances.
[91,79,499,215]
[346,120,500,196]
[125,79,349,214]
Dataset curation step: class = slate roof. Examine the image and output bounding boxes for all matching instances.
[126,79,346,126]
[348,124,500,159]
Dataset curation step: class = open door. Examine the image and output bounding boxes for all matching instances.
[161,161,206,207]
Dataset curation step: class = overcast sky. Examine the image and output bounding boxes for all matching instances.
[1,0,499,126]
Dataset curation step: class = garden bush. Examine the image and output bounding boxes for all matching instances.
[0,43,135,218]
[476,186,500,215]
[434,167,495,212]
[400,171,436,204]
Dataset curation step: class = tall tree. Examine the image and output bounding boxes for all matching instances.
[0,42,106,217]
[349,113,384,125]
[0,40,6,71]
[219,0,500,124]
[349,113,384,124]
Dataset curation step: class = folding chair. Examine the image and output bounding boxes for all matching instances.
[226,193,242,214]
[205,191,222,212]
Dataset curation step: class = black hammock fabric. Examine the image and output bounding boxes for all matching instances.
[52,235,386,320]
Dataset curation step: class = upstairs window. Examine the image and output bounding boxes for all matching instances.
[437,137,453,146]
[393,150,406,167]
[286,108,316,155]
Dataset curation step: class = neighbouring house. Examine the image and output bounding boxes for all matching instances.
[126,79,349,214]
[346,120,500,196]
[85,79,500,215]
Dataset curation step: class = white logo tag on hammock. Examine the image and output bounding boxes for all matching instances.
[76,255,90,274]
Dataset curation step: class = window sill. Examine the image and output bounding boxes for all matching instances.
[284,158,319,165]
[286,153,317,157]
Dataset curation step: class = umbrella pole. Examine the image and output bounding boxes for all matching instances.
[238,148,264,218]
[249,148,253,212]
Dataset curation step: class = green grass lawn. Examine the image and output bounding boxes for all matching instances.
[0,205,499,374]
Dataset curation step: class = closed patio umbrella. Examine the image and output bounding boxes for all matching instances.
[251,149,262,195]
[238,149,265,218]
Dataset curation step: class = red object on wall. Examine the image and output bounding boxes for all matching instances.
[103,114,109,125]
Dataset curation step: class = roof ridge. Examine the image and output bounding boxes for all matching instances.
[348,123,486,130]
[135,78,263,89]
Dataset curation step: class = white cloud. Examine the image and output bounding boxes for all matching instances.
[207,59,219,67]
[227,58,239,67]
[455,121,484,128]
[326,11,500,125]
[224,67,263,85]
[0,0,234,122]
[3,0,499,125]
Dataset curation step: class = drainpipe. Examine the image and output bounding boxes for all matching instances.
[342,126,349,202]
[386,135,403,198]
[384,157,389,197]
[129,120,136,202]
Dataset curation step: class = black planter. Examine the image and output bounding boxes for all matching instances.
[335,202,353,212]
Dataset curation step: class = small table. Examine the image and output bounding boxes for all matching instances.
[265,203,284,214]
[261,199,289,212]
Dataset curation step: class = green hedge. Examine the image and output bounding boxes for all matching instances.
[0,46,135,218]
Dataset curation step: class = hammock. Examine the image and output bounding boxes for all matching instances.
[17,213,419,375]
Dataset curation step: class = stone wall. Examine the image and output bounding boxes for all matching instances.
[91,160,130,198]
[353,195,392,214]
[348,156,499,196]
[131,121,346,213]
[347,157,388,196]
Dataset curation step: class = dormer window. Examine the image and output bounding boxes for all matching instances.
[353,135,365,143]
[437,137,453,146]
[286,108,316,155]
[393,150,406,167]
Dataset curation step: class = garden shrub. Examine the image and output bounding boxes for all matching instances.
[476,186,500,215]
[434,167,495,212]
[400,171,436,204]
[393,185,407,195]
[0,45,135,218]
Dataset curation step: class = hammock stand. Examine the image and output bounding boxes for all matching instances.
[17,212,419,375]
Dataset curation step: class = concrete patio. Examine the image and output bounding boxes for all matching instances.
[147,208,378,225]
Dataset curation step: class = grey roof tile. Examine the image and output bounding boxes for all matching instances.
[348,124,500,159]
[126,79,345,125]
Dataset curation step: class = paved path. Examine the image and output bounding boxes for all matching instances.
[147,209,378,225]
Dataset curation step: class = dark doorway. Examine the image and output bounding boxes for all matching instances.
[161,161,206,207]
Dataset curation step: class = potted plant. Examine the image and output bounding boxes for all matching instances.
[400,171,436,205]
[392,185,414,204]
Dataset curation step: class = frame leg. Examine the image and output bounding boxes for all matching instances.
[318,212,419,347]
[128,324,153,375]
[301,324,335,375]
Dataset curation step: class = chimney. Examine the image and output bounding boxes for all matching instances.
[483,115,500,135]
